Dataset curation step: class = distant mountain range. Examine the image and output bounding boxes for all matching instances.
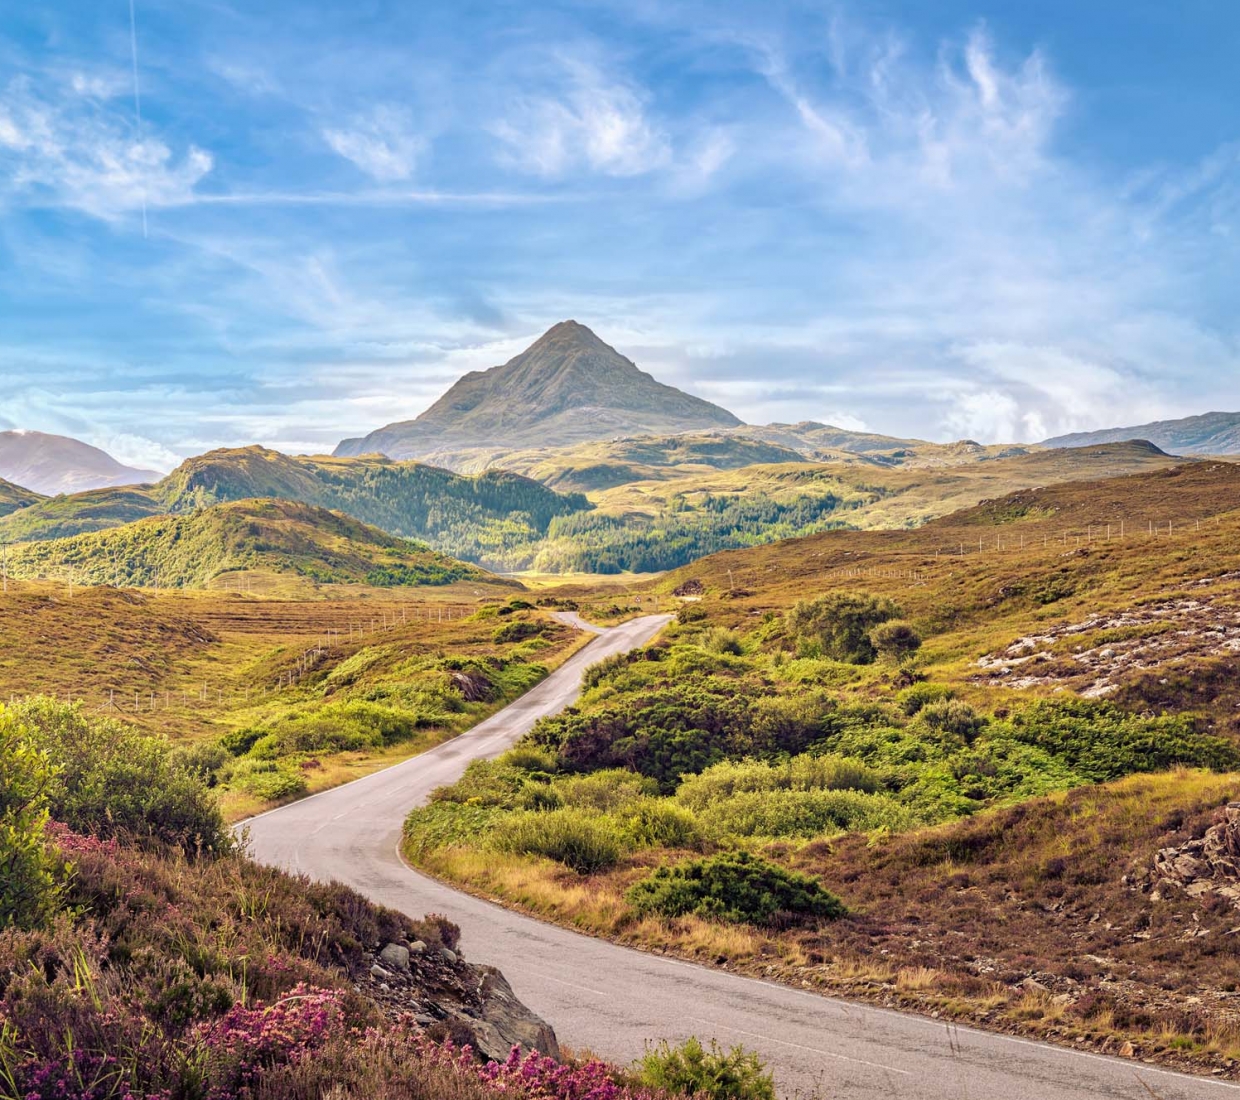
[334,321,741,465]
[1043,411,1240,456]
[0,430,160,495]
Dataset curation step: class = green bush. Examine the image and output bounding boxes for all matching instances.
[675,755,883,810]
[220,725,267,757]
[557,769,654,811]
[869,619,922,664]
[10,697,230,854]
[1003,698,1240,782]
[697,788,913,838]
[896,682,954,716]
[786,592,900,664]
[492,808,622,874]
[918,699,987,742]
[702,627,743,656]
[623,798,702,850]
[0,708,60,929]
[637,1037,775,1100]
[626,850,845,925]
[493,619,545,645]
[227,758,308,802]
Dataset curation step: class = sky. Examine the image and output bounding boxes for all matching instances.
[0,0,1238,471]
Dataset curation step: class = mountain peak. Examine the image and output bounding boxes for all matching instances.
[335,322,742,464]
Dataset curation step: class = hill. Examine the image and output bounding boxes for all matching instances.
[0,447,587,570]
[1044,410,1240,455]
[2,498,498,590]
[0,429,161,494]
[0,475,42,518]
[524,440,1184,573]
[334,321,742,464]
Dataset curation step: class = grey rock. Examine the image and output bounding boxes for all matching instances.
[380,942,411,971]
[409,939,427,954]
[440,948,458,965]
[370,963,392,981]
[441,965,559,1062]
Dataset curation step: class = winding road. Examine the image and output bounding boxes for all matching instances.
[246,613,1238,1099]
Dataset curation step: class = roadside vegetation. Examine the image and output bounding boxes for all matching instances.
[0,698,769,1100]
[405,462,1240,1074]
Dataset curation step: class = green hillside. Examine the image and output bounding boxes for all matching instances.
[3,498,496,589]
[0,447,588,570]
[0,476,42,519]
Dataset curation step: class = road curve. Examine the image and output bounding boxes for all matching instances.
[245,614,1237,1100]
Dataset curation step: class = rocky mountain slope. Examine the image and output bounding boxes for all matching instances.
[334,321,741,464]
[0,429,161,494]
[1044,411,1240,455]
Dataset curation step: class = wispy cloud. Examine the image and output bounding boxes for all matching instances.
[323,105,422,181]
[0,75,211,220]
[491,56,670,178]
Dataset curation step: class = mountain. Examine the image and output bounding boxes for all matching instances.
[2,497,497,590]
[1043,411,1240,455]
[0,446,587,571]
[0,476,42,519]
[334,321,742,465]
[0,430,161,495]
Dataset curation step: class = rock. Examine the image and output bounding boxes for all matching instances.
[380,943,411,971]
[370,964,392,981]
[440,948,458,965]
[409,940,427,954]
[442,965,559,1062]
[1020,977,1049,994]
[1119,1041,1136,1058]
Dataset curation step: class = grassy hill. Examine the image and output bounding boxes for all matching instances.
[0,475,42,518]
[2,498,497,590]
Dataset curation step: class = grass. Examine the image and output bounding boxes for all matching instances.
[0,578,593,820]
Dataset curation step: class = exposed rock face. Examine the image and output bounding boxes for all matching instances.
[358,936,559,1061]
[1147,803,1240,905]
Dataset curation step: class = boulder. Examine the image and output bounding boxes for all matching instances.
[380,942,411,971]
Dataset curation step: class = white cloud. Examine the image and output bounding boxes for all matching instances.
[491,57,670,177]
[0,77,212,219]
[322,106,422,181]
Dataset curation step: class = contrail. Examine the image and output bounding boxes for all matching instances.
[127,0,148,237]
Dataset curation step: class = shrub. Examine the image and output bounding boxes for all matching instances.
[492,808,622,874]
[637,1037,775,1100]
[786,592,899,664]
[677,603,709,625]
[493,620,544,644]
[696,788,913,839]
[228,758,309,802]
[557,769,655,811]
[623,798,703,850]
[0,708,60,929]
[675,755,883,810]
[9,697,230,854]
[896,682,954,716]
[626,850,845,925]
[702,627,743,656]
[918,699,987,742]
[221,725,269,756]
[869,620,922,664]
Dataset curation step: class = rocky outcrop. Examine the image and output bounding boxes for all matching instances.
[1147,802,1240,905]
[358,936,560,1062]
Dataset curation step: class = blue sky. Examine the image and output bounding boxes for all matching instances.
[1,1,1237,470]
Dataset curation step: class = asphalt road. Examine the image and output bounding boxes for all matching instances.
[245,612,1239,1100]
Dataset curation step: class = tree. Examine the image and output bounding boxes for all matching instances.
[869,620,922,665]
[785,592,900,664]
[0,708,60,929]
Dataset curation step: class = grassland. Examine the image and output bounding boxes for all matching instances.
[402,460,1240,1075]
[0,573,597,820]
